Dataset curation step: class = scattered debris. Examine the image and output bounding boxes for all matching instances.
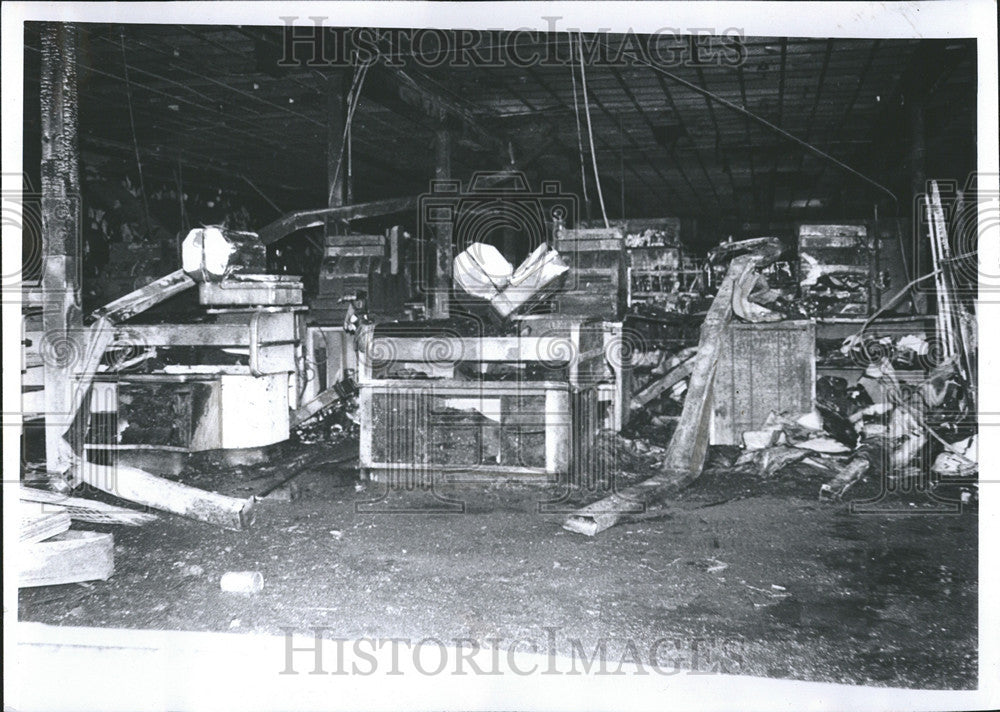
[736,445,811,479]
[220,571,264,594]
[176,563,205,578]
[819,455,871,500]
[565,253,767,536]
[688,557,729,574]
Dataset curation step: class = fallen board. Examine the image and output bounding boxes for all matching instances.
[563,254,757,536]
[19,486,158,526]
[19,530,114,587]
[291,386,345,428]
[630,356,696,410]
[79,464,255,530]
[20,503,71,543]
[88,269,196,323]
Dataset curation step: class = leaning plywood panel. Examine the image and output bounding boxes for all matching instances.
[19,531,114,587]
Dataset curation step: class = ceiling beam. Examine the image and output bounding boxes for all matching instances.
[737,63,762,218]
[652,72,710,213]
[765,39,788,227]
[796,40,880,216]
[535,65,668,217]
[530,64,664,214]
[606,65,691,212]
[780,39,833,220]
[696,65,739,223]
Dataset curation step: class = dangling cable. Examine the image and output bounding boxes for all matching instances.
[568,35,590,213]
[120,30,153,237]
[328,55,373,206]
[577,32,609,228]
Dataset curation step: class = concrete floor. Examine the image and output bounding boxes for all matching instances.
[18,442,978,690]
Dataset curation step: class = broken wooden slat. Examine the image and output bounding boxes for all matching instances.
[928,181,976,391]
[19,486,158,526]
[79,464,255,530]
[61,316,116,450]
[630,356,696,410]
[291,387,344,428]
[60,271,196,461]
[19,530,114,588]
[88,269,196,323]
[20,503,71,543]
[564,255,756,536]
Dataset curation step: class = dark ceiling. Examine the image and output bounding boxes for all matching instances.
[23,23,977,236]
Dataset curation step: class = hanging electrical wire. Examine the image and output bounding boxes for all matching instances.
[568,34,590,215]
[119,30,153,237]
[328,54,374,206]
[576,32,610,228]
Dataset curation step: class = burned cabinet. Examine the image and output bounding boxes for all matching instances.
[710,320,816,445]
[86,372,290,473]
[798,223,874,318]
[309,233,386,325]
[625,218,705,313]
[553,228,628,320]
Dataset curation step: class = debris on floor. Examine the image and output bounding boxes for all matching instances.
[723,353,978,504]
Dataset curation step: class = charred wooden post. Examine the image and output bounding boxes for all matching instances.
[40,22,83,477]
[429,128,453,319]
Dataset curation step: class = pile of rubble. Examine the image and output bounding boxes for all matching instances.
[736,354,976,504]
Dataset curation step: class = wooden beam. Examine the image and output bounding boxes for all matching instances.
[429,128,453,319]
[19,503,71,544]
[88,270,195,323]
[20,486,158,526]
[18,531,115,588]
[629,356,696,410]
[80,464,255,530]
[257,195,419,245]
[40,22,83,477]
